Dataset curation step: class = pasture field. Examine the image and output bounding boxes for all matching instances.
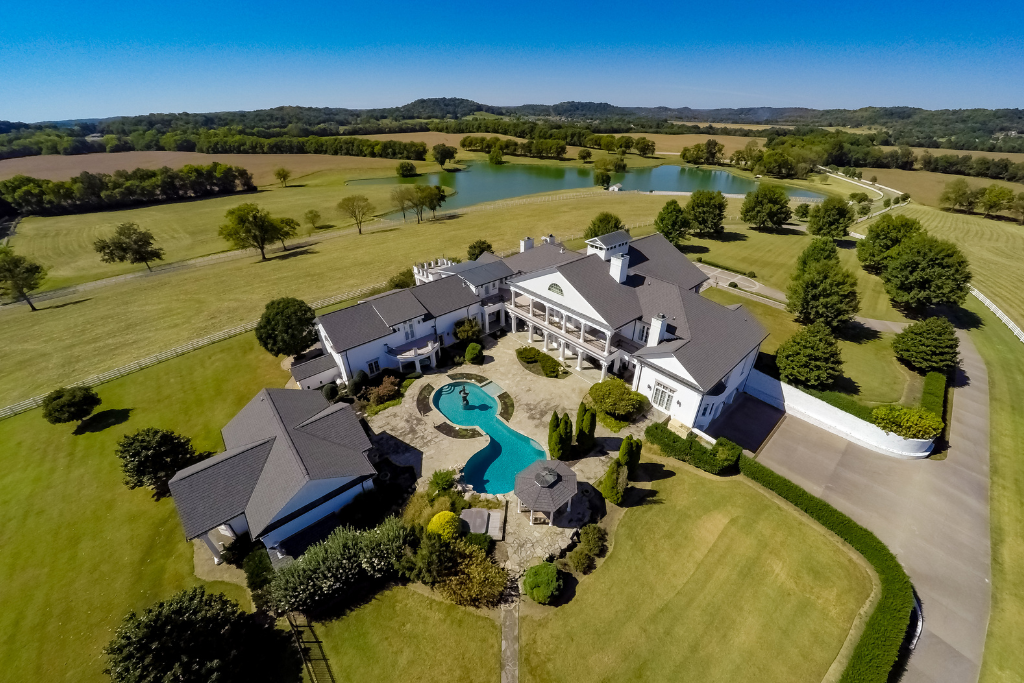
[640,132,766,155]
[860,168,1022,209]
[0,192,668,404]
[520,454,873,683]
[316,587,500,683]
[880,145,1024,166]
[0,331,286,683]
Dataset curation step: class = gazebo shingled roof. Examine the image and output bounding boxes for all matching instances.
[514,460,578,512]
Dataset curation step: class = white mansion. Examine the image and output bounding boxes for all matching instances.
[293,230,767,432]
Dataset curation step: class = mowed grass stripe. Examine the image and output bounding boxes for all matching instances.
[520,456,872,683]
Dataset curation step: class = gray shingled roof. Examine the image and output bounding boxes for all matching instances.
[409,275,480,318]
[316,301,392,352]
[502,243,584,274]
[368,289,427,326]
[514,460,577,512]
[556,256,645,329]
[474,251,500,264]
[460,260,513,287]
[289,354,338,381]
[626,233,709,291]
[170,389,376,540]
[169,439,274,540]
[633,291,768,391]
[586,229,631,248]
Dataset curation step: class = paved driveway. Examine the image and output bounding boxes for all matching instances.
[756,332,990,683]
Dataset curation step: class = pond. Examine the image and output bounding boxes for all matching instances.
[349,162,824,211]
[433,381,546,494]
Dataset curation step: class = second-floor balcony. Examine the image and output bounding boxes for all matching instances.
[385,334,440,361]
[509,291,611,355]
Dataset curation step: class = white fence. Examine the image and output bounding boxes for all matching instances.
[744,370,935,459]
[0,281,386,421]
[970,286,1024,343]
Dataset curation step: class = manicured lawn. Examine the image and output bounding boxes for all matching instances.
[0,192,668,405]
[968,298,1024,683]
[316,587,500,683]
[862,168,1023,209]
[520,455,873,683]
[702,288,909,405]
[0,332,288,682]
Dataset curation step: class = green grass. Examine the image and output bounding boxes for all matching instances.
[520,455,873,683]
[0,331,288,682]
[316,587,500,683]
[702,287,908,404]
[968,298,1024,683]
[0,193,669,405]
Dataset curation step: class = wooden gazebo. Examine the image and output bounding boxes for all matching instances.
[514,460,578,526]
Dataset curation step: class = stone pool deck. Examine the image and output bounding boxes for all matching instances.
[366,332,652,482]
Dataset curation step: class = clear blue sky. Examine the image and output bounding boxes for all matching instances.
[1,0,1021,122]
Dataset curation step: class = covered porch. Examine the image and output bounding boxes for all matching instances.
[386,334,441,374]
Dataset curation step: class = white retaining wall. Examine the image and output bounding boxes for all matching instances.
[744,369,934,459]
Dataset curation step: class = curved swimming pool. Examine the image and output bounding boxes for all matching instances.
[433,382,546,494]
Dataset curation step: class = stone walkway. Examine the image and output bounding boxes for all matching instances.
[500,599,519,683]
[757,331,990,683]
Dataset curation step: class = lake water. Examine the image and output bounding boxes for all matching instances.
[350,162,823,211]
[433,381,546,494]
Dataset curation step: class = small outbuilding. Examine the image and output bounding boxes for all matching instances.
[514,460,578,526]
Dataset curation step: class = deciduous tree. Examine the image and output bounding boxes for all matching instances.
[467,239,493,261]
[634,137,656,157]
[116,428,205,491]
[42,385,101,425]
[431,144,457,168]
[93,222,165,271]
[786,259,861,329]
[740,185,792,232]
[856,214,923,272]
[0,245,47,310]
[978,184,1015,216]
[883,234,972,309]
[808,196,855,239]
[218,203,280,260]
[584,212,625,239]
[892,317,960,372]
[273,216,299,250]
[654,199,692,243]
[337,195,376,234]
[273,167,291,187]
[776,322,843,389]
[303,209,321,233]
[255,297,317,357]
[396,161,417,177]
[390,186,415,220]
[686,190,727,236]
[577,148,592,162]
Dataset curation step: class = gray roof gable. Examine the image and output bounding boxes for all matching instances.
[289,354,338,381]
[171,389,376,541]
[587,229,631,248]
[626,233,709,292]
[459,260,514,287]
[316,301,392,352]
[502,243,584,275]
[514,460,578,512]
[369,289,427,326]
[556,255,644,329]
[409,275,480,318]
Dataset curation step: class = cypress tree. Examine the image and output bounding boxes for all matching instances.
[557,413,573,460]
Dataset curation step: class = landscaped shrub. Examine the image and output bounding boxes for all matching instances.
[399,531,458,586]
[348,369,368,396]
[437,540,508,607]
[617,434,642,474]
[115,427,205,491]
[242,548,274,592]
[403,490,470,530]
[358,516,409,579]
[891,316,960,372]
[517,346,542,363]
[578,524,607,558]
[575,402,597,455]
[455,316,482,342]
[517,345,562,377]
[41,385,101,424]
[405,371,423,380]
[548,410,573,460]
[598,459,626,505]
[871,405,944,439]
[367,375,400,407]
[738,456,913,683]
[270,526,364,612]
[588,378,643,418]
[464,532,494,555]
[567,546,596,574]
[464,342,483,365]
[524,562,562,604]
[427,511,462,541]
[427,468,457,498]
[320,382,339,402]
[643,423,740,475]
[920,371,948,420]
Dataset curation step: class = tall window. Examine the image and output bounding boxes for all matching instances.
[652,381,675,411]
[639,325,650,343]
[367,359,380,375]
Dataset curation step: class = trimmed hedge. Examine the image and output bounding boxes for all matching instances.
[920,371,947,421]
[872,405,943,439]
[739,456,913,683]
[516,346,562,377]
[465,343,483,365]
[644,423,741,475]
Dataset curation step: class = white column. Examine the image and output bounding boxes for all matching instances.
[414,357,421,373]
[559,340,565,360]
[580,323,586,343]
[529,298,534,317]
[604,332,611,354]
[203,533,223,565]
[600,361,608,380]
[568,496,572,512]
[545,306,550,324]
[484,311,490,335]
[576,350,583,370]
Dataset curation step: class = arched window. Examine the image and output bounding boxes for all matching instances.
[548,283,563,296]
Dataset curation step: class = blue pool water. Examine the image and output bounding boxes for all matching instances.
[433,382,546,494]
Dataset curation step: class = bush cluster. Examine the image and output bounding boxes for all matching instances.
[367,375,401,407]
[588,378,643,419]
[644,423,741,475]
[738,456,913,683]
[427,511,462,541]
[598,459,628,505]
[435,539,508,607]
[892,317,960,372]
[617,434,642,474]
[516,346,561,377]
[871,405,944,440]
[523,562,562,604]
[548,411,574,460]
[574,401,597,455]
[578,524,608,558]
[242,548,274,610]
[776,321,844,389]
[270,517,409,613]
[41,385,101,425]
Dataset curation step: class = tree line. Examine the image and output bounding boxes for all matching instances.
[0,162,255,216]
[921,151,1024,183]
[458,136,567,159]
